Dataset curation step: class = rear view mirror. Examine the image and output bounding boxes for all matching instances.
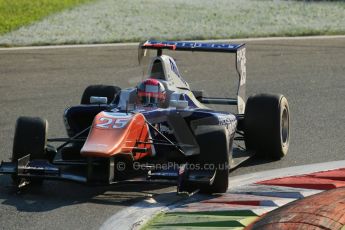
[90,96,108,104]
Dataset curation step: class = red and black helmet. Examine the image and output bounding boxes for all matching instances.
[137,78,166,106]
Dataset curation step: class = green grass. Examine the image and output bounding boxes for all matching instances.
[0,0,94,35]
[141,210,259,230]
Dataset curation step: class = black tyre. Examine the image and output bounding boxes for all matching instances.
[81,85,121,105]
[12,116,48,184]
[194,126,230,194]
[244,94,290,160]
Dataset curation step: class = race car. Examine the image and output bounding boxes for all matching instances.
[0,40,290,194]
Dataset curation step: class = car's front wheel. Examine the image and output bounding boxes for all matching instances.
[12,116,48,185]
[188,126,231,194]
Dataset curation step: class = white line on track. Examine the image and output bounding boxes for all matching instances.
[1,35,344,51]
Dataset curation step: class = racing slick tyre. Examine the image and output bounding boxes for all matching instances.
[81,85,121,104]
[193,126,230,194]
[12,116,48,185]
[244,94,290,160]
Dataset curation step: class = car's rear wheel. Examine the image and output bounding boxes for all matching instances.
[192,126,230,194]
[81,85,121,104]
[12,116,48,185]
[244,94,290,160]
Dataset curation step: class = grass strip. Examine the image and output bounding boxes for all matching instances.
[142,210,259,230]
[0,0,94,35]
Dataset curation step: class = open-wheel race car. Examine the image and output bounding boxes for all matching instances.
[0,40,290,194]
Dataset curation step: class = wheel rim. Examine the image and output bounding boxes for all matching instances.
[281,107,289,145]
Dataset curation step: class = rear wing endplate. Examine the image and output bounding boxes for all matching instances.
[140,40,247,114]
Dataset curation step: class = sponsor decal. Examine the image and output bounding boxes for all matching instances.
[169,58,188,87]
[218,115,237,132]
[169,59,181,77]
[147,41,241,50]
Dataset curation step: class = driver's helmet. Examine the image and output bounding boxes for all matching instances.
[137,78,166,106]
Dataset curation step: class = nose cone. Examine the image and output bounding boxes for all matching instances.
[80,112,151,158]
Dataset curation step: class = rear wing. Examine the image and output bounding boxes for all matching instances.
[141,40,244,53]
[140,40,247,114]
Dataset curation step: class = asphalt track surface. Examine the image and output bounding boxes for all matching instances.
[0,37,344,229]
